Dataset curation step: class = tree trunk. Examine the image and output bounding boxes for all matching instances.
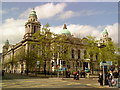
[44,60,46,76]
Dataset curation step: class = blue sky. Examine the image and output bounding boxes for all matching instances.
[0,2,119,53]
[2,2,118,26]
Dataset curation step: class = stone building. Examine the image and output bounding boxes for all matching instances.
[2,9,111,74]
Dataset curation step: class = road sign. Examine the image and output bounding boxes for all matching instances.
[58,68,63,71]
[106,61,112,65]
[62,67,66,71]
[100,61,112,66]
[58,67,66,71]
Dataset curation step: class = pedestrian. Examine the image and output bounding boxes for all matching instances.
[67,71,70,78]
[73,71,77,80]
[109,66,115,72]
[113,70,119,88]
[98,71,103,86]
[66,71,68,78]
[76,71,79,80]
[107,70,113,87]
[80,70,86,78]
[83,70,86,78]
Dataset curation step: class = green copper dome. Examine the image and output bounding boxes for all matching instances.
[29,8,37,16]
[60,29,71,35]
[5,39,9,45]
[102,29,108,35]
[60,24,71,35]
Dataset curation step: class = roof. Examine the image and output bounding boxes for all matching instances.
[102,29,108,35]
[60,24,71,35]
[29,8,37,17]
[5,40,9,45]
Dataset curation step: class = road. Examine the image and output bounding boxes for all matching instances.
[2,73,113,88]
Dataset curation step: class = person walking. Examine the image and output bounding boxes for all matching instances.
[107,70,113,87]
[98,71,103,86]
[66,71,68,78]
[113,70,119,88]
[73,71,77,80]
[80,70,86,78]
[76,71,79,80]
[67,71,70,78]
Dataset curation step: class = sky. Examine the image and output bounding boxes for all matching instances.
[0,2,119,53]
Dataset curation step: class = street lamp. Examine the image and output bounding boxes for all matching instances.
[97,42,106,85]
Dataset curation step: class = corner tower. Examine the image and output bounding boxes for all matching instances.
[24,8,41,39]
[100,28,112,43]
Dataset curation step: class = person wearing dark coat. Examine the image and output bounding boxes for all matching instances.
[76,71,79,80]
[80,70,86,78]
[107,70,113,87]
[98,71,103,86]
[113,70,119,88]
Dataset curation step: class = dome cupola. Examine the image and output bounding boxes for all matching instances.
[5,39,9,45]
[102,29,108,35]
[29,8,37,17]
[60,24,71,35]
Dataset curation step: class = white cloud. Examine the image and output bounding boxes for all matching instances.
[0,17,118,53]
[50,24,101,39]
[50,23,118,43]
[106,23,118,43]
[20,3,66,19]
[19,3,111,21]
[0,18,25,52]
[59,10,75,19]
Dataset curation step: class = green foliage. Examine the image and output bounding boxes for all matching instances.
[84,35,99,59]
[84,35,120,64]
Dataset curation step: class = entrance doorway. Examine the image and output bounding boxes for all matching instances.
[83,62,88,70]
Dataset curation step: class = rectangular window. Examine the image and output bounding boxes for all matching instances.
[78,50,80,59]
[34,26,36,33]
[84,50,87,59]
[72,49,74,59]
[96,54,98,60]
[61,61,66,66]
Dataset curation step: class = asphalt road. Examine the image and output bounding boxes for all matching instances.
[2,73,113,88]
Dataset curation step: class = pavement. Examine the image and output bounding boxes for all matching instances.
[1,73,118,88]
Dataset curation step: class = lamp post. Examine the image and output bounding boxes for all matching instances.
[97,43,106,85]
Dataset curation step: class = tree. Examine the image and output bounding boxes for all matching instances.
[99,41,120,64]
[84,36,99,74]
[32,23,53,75]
